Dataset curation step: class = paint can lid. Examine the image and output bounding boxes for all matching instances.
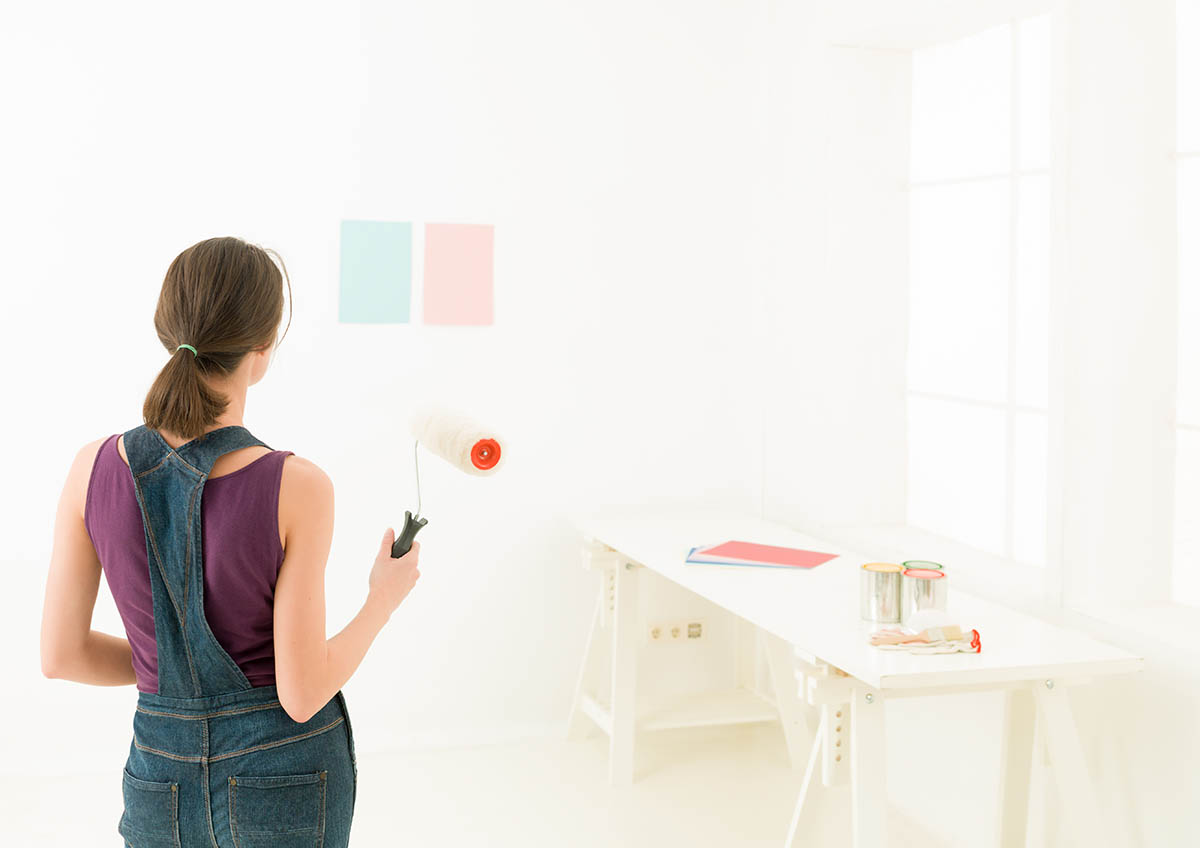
[903,568,945,579]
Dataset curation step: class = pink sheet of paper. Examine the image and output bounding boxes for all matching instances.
[423,222,494,325]
[695,540,838,569]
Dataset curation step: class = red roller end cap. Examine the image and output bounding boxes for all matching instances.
[471,438,501,470]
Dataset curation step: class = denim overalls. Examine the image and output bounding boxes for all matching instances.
[117,424,357,848]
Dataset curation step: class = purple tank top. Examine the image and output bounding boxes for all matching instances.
[84,433,294,693]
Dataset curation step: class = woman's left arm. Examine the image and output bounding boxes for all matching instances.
[40,440,136,686]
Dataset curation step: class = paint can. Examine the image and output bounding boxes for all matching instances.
[901,567,948,624]
[859,562,903,622]
[902,559,943,571]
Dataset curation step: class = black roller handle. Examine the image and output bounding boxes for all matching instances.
[391,510,428,558]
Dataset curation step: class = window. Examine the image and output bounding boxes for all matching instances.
[906,16,1051,566]
[1174,0,1200,607]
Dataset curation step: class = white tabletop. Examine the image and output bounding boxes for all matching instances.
[573,512,1144,691]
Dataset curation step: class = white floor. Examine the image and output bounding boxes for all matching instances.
[6,722,945,847]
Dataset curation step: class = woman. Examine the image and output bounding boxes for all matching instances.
[39,236,421,847]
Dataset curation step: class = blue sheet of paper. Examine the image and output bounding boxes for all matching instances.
[338,220,412,323]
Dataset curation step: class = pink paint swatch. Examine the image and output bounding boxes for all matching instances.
[423,223,494,325]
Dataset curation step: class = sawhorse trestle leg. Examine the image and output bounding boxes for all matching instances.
[785,659,886,848]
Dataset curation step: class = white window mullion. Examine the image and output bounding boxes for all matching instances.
[1004,18,1022,561]
[1043,3,1069,606]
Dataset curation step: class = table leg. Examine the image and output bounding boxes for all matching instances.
[997,686,1036,847]
[1035,682,1104,848]
[763,631,816,769]
[850,690,887,848]
[566,592,604,741]
[822,700,850,787]
[609,560,640,786]
[784,713,826,848]
[1024,711,1052,848]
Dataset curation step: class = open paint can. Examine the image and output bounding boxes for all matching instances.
[901,567,947,624]
[860,562,903,623]
[902,559,943,571]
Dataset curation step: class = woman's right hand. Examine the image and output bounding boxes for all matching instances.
[368,528,420,615]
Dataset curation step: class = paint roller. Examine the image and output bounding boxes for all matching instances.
[391,407,506,558]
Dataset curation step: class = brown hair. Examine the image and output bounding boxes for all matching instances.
[142,237,292,441]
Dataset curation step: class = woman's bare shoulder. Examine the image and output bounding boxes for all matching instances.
[278,455,334,523]
[277,455,334,557]
[68,435,116,520]
[280,454,333,498]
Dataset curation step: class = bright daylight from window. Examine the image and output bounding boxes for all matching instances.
[906,15,1051,568]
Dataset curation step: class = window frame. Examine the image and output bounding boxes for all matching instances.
[1172,151,1200,606]
[901,17,1054,592]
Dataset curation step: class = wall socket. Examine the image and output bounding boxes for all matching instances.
[648,620,705,643]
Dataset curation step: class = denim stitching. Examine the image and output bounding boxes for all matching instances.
[174,451,203,476]
[145,425,206,477]
[132,476,202,695]
[182,480,198,624]
[211,645,252,686]
[132,739,204,762]
[229,772,326,847]
[134,455,170,479]
[136,701,281,720]
[208,716,346,763]
[317,771,327,848]
[337,691,357,812]
[173,780,182,848]
[202,716,219,848]
[134,479,186,626]
[133,716,345,765]
[229,778,241,848]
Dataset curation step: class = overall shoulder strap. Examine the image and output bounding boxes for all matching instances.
[122,424,272,480]
[120,423,275,698]
[174,425,272,477]
[121,424,172,479]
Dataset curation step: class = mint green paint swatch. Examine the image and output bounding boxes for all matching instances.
[339,220,412,323]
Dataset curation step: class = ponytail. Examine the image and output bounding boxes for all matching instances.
[141,236,291,442]
[142,345,232,442]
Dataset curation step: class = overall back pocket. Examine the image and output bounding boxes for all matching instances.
[118,767,180,848]
[229,771,327,848]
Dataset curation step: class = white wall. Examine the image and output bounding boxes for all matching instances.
[3,0,766,774]
[757,39,912,529]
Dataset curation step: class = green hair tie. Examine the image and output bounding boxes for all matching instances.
[176,344,198,358]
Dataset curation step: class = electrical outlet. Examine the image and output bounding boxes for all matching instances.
[648,619,705,643]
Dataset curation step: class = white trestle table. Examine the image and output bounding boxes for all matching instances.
[565,513,1144,848]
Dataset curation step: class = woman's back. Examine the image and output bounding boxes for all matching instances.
[104,422,360,848]
[39,238,420,847]
[85,432,294,693]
